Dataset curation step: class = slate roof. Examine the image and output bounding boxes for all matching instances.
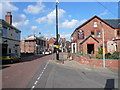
[0,19,21,32]
[80,35,99,44]
[104,19,120,29]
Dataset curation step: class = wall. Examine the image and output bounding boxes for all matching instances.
[72,54,120,69]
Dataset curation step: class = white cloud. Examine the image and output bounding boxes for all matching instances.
[60,34,71,38]
[60,19,87,29]
[99,9,109,16]
[24,3,45,14]
[20,14,26,19]
[13,19,29,28]
[36,9,66,24]
[13,14,26,22]
[43,33,55,39]
[12,14,29,28]
[30,26,38,30]
[0,2,18,15]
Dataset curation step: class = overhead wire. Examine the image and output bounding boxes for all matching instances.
[96,0,118,17]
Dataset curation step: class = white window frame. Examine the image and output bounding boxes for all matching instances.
[93,21,97,27]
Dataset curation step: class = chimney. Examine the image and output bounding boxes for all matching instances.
[5,12,12,25]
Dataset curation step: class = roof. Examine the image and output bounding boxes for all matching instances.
[71,15,116,37]
[25,36,46,41]
[80,35,99,44]
[0,19,21,32]
[103,19,120,29]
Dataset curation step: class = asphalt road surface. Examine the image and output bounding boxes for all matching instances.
[2,53,119,89]
[2,54,50,88]
[27,60,118,89]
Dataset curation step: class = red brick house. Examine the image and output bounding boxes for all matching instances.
[20,36,46,54]
[71,15,120,55]
[46,37,56,51]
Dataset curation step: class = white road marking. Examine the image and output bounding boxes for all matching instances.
[41,71,43,74]
[34,81,38,85]
[31,61,49,89]
[31,85,35,90]
[37,76,40,80]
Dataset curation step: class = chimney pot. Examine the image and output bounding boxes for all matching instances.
[5,12,12,25]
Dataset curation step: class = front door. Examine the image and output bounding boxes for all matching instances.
[87,44,94,54]
[2,44,8,56]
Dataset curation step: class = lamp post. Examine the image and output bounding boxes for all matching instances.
[56,0,59,60]
[100,22,106,68]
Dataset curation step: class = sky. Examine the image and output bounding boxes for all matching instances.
[0,1,119,41]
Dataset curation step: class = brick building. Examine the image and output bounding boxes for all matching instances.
[46,35,67,52]
[1,12,21,56]
[46,37,56,52]
[71,16,120,55]
[20,36,46,54]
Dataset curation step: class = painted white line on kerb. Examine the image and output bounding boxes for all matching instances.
[31,61,49,89]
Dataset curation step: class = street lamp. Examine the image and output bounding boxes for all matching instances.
[56,0,59,60]
[100,22,106,68]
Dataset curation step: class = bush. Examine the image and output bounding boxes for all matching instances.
[110,51,120,59]
[105,53,111,59]
[98,49,103,54]
[96,54,102,59]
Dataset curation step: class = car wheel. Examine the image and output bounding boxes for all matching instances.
[10,60,13,64]
[18,58,21,62]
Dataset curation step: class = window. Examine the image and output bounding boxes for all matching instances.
[2,27,7,37]
[78,30,84,39]
[97,31,101,37]
[93,21,97,27]
[91,31,95,37]
[16,31,19,40]
[117,30,120,35]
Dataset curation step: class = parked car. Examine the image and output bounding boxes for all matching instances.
[2,53,21,63]
[45,50,50,55]
[49,49,52,54]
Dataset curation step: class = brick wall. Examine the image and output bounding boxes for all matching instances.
[72,54,120,69]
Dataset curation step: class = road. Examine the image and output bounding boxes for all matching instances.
[2,54,50,88]
[2,53,119,89]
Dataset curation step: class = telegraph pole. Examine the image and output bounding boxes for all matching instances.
[56,0,59,60]
[100,22,106,68]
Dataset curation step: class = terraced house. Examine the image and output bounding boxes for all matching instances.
[71,16,120,55]
[0,12,21,56]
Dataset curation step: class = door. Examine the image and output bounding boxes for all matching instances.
[87,44,94,54]
[2,44,8,56]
